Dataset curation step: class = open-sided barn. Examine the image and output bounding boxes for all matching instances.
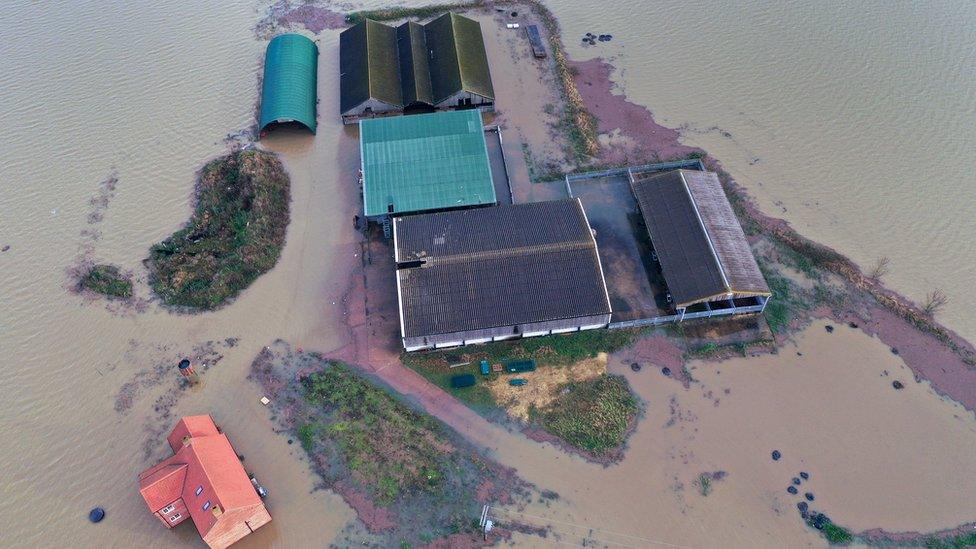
[393,199,612,351]
[631,169,771,317]
[340,13,494,123]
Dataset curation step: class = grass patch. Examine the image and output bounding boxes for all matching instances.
[301,364,449,506]
[147,150,290,310]
[78,264,132,299]
[535,374,639,454]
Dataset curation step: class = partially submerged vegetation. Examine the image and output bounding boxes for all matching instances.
[345,2,478,24]
[534,374,638,455]
[147,149,290,310]
[250,342,526,544]
[77,264,133,299]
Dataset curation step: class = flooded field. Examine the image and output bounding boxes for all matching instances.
[1,1,975,547]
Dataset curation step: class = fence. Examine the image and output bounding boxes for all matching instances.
[607,298,767,330]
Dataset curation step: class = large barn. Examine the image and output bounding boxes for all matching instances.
[631,169,771,318]
[393,199,612,351]
[360,109,496,221]
[340,13,494,123]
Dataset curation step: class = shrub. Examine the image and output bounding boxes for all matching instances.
[79,264,133,299]
[147,150,290,310]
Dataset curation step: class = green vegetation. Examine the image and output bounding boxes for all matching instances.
[402,330,642,455]
[821,521,854,545]
[694,474,712,496]
[301,364,448,506]
[147,150,290,310]
[924,532,976,549]
[78,264,133,299]
[535,374,639,454]
[403,328,643,412]
[345,2,478,24]
[758,264,810,335]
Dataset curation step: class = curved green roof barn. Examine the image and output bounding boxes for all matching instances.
[260,34,318,134]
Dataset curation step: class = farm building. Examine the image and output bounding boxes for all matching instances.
[259,34,318,134]
[340,13,494,123]
[393,198,612,351]
[360,109,496,221]
[631,169,771,318]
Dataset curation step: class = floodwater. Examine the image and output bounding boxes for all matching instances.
[550,0,976,342]
[2,1,975,548]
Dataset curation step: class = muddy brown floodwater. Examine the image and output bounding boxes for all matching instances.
[2,1,975,548]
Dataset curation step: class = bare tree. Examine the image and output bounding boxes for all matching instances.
[869,256,890,279]
[922,288,949,316]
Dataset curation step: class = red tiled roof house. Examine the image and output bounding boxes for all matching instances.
[138,415,271,549]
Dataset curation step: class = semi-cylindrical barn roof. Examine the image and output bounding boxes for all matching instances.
[260,34,318,134]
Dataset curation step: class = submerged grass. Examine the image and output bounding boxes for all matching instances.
[78,264,133,299]
[147,150,290,310]
[534,374,638,454]
[345,3,479,24]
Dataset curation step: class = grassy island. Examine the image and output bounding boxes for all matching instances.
[250,343,524,544]
[147,149,290,310]
[78,264,133,299]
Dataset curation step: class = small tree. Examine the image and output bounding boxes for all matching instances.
[869,256,890,279]
[922,288,948,316]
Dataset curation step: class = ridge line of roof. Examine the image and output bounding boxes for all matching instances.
[418,239,594,267]
[678,170,731,293]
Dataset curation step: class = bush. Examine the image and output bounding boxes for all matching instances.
[147,150,290,310]
[79,264,133,299]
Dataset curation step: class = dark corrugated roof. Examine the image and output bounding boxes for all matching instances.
[260,34,318,133]
[631,170,770,308]
[339,22,370,112]
[339,20,402,112]
[339,13,494,113]
[396,22,434,106]
[395,199,611,337]
[448,13,494,101]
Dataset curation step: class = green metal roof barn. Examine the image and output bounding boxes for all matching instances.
[360,110,495,218]
[260,34,318,134]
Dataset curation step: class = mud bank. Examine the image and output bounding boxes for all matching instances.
[572,55,976,414]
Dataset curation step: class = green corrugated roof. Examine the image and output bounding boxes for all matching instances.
[360,110,496,217]
[260,34,318,133]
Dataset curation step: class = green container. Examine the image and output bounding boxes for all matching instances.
[450,374,477,389]
[505,359,536,373]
